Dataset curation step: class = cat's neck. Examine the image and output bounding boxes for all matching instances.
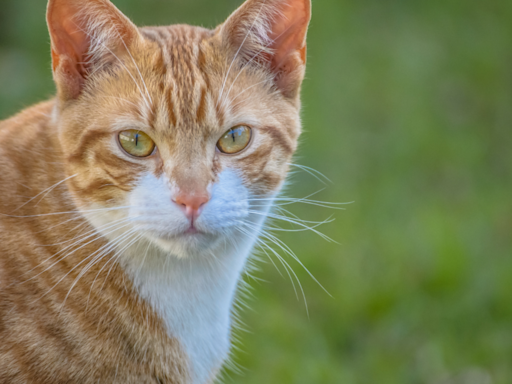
[121,233,260,384]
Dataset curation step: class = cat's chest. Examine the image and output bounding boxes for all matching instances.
[125,246,250,384]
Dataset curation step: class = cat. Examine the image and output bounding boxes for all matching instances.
[0,0,310,382]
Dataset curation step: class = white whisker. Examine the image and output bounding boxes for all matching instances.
[11,174,78,213]
[18,218,135,287]
[287,163,332,184]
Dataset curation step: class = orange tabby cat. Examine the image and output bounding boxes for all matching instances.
[0,0,310,382]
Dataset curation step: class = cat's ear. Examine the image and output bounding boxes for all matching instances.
[219,0,311,100]
[47,0,140,100]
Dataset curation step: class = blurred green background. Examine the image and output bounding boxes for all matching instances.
[1,0,512,383]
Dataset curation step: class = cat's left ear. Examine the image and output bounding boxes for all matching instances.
[219,0,311,100]
[47,0,140,101]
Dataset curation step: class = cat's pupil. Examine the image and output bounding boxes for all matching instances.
[135,133,139,146]
[231,130,235,142]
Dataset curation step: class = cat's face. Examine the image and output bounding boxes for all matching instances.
[48,0,309,257]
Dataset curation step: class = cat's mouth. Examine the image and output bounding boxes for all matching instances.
[157,228,209,240]
[184,225,200,235]
[146,228,220,256]
[148,224,217,242]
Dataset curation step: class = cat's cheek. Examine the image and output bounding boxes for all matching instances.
[236,153,287,196]
[222,129,291,195]
[196,168,250,233]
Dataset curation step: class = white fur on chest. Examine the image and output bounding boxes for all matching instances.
[125,234,259,384]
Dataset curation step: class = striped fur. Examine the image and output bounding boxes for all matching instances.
[0,0,310,383]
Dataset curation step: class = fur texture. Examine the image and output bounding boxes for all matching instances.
[0,0,311,382]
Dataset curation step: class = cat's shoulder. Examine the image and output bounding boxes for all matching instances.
[0,99,56,133]
[0,99,59,178]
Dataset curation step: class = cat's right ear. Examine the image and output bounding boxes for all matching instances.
[47,0,140,100]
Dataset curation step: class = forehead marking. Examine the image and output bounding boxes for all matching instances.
[140,27,227,134]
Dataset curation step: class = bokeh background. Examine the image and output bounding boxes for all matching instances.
[1,0,512,383]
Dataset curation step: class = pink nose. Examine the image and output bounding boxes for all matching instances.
[173,193,209,220]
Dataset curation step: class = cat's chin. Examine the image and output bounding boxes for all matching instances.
[146,230,222,258]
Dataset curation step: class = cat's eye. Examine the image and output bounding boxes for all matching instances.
[217,126,252,154]
[118,130,156,158]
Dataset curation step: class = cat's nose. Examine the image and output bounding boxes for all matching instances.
[173,193,210,220]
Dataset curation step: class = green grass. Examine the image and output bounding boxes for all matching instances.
[1,0,511,383]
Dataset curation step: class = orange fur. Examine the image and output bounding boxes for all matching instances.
[0,0,311,382]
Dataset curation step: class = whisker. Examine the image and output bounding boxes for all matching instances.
[16,218,135,285]
[245,221,332,299]
[96,232,145,298]
[251,209,334,226]
[1,205,135,219]
[237,225,306,312]
[287,163,332,184]
[85,229,142,309]
[30,224,137,306]
[63,228,143,312]
[10,174,78,213]
[248,210,337,243]
[62,229,138,305]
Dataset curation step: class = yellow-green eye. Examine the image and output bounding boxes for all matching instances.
[217,126,252,154]
[118,130,155,157]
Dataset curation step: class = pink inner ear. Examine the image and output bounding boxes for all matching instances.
[48,3,90,67]
[61,17,91,58]
[50,19,90,76]
[268,0,310,69]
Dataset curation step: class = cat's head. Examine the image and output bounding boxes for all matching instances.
[47,0,310,257]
